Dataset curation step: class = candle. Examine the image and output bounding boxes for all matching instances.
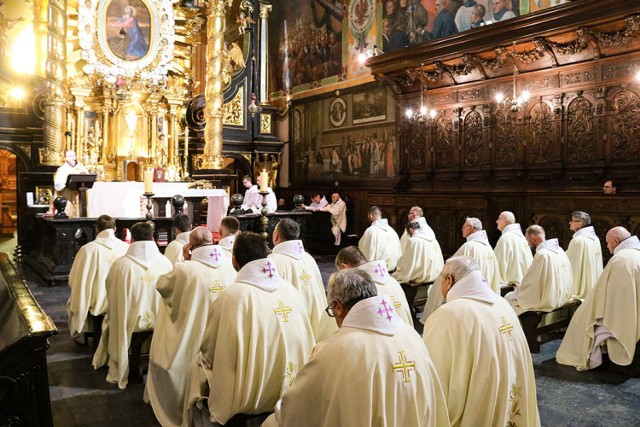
[144,169,154,194]
[185,127,189,157]
[259,170,268,192]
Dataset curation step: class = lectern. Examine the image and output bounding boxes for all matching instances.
[66,174,97,217]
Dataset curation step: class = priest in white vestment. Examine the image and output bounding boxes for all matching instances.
[67,215,129,339]
[183,232,315,426]
[263,269,450,427]
[269,218,337,341]
[301,192,328,211]
[557,227,640,370]
[217,215,239,257]
[422,217,502,321]
[92,222,173,389]
[144,227,237,427]
[494,211,533,285]
[335,246,413,326]
[164,213,192,265]
[358,206,402,272]
[423,256,540,427]
[241,174,277,213]
[320,193,347,246]
[399,206,438,253]
[504,225,572,315]
[566,211,603,299]
[53,150,89,217]
[394,220,444,284]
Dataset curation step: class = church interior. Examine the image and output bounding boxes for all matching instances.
[2,0,640,425]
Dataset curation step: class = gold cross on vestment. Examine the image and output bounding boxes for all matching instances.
[141,270,156,286]
[392,351,416,383]
[498,316,514,340]
[299,270,312,286]
[108,254,118,264]
[274,299,293,322]
[391,296,401,311]
[209,280,225,295]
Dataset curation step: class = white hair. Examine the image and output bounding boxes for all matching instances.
[465,217,482,231]
[442,256,480,282]
[501,211,515,224]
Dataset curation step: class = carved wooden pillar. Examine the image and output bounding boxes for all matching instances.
[258,2,272,104]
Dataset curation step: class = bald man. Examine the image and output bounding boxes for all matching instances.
[557,226,640,370]
[494,211,532,286]
[145,227,237,426]
[358,206,402,272]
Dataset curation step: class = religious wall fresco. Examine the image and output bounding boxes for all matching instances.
[269,0,570,100]
[292,85,398,183]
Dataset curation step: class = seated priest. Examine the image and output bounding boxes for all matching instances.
[164,213,192,265]
[504,225,572,315]
[358,206,402,272]
[494,211,533,286]
[335,246,413,326]
[53,150,89,217]
[145,227,237,427]
[320,192,347,246]
[217,215,240,257]
[393,220,444,284]
[422,217,502,321]
[263,269,450,427]
[183,232,314,426]
[566,210,603,299]
[423,256,540,426]
[399,206,437,253]
[67,214,129,341]
[557,226,640,371]
[92,221,172,389]
[269,218,337,341]
[301,192,328,211]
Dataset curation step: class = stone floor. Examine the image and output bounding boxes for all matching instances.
[7,236,640,426]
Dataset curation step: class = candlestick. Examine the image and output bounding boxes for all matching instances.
[185,127,189,157]
[144,169,154,193]
[143,192,154,221]
[259,190,270,250]
[259,170,268,192]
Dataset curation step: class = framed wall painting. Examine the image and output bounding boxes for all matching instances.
[329,97,347,128]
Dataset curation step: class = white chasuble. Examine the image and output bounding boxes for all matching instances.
[494,223,533,286]
[67,229,129,337]
[422,232,502,321]
[164,231,191,265]
[423,271,540,427]
[92,241,172,389]
[145,245,237,427]
[393,230,444,284]
[183,258,314,426]
[268,295,450,427]
[358,260,413,326]
[557,237,640,370]
[217,235,235,258]
[358,218,402,271]
[566,226,603,299]
[400,217,437,252]
[269,240,337,341]
[505,238,572,315]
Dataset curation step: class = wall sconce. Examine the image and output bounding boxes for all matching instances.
[494,68,530,112]
[358,45,384,64]
[405,82,437,124]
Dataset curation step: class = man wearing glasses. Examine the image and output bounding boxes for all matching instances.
[264,269,450,427]
[566,211,603,299]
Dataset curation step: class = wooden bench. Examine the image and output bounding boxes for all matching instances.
[400,281,433,322]
[601,341,640,378]
[128,330,153,384]
[85,314,104,351]
[214,412,271,427]
[519,299,582,353]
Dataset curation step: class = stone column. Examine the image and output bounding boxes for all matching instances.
[202,0,232,170]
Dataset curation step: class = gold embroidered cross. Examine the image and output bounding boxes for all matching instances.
[299,270,312,286]
[391,296,401,312]
[392,351,416,383]
[209,280,225,295]
[141,270,156,286]
[274,299,293,322]
[108,254,118,264]
[498,316,514,340]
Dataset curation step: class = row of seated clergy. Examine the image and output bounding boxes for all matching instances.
[334,246,413,326]
[504,225,573,316]
[92,222,173,389]
[67,215,130,339]
[268,218,337,340]
[164,213,192,265]
[422,216,503,321]
[144,227,237,426]
[358,205,402,272]
[266,258,540,426]
[557,226,640,371]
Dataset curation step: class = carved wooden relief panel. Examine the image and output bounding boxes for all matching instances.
[494,107,517,167]
[567,94,594,163]
[528,102,554,165]
[610,89,640,162]
[463,110,483,167]
[435,115,454,168]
